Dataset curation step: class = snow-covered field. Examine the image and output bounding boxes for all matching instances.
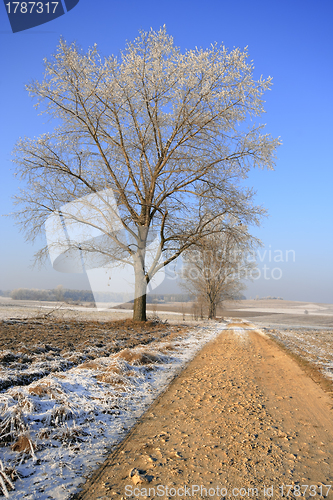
[0,321,225,499]
[264,326,333,382]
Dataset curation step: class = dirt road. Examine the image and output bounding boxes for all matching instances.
[73,322,333,499]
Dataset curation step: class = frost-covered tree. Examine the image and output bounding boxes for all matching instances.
[180,223,259,319]
[12,27,280,321]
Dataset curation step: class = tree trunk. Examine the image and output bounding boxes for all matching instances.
[132,248,148,322]
[208,300,216,319]
[133,292,147,322]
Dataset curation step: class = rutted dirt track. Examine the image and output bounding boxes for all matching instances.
[73,323,333,500]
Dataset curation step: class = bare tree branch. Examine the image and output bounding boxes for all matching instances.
[11,27,280,321]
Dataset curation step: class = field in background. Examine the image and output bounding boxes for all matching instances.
[1,296,333,325]
[222,298,333,328]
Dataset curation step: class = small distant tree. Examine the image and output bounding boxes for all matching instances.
[12,27,279,321]
[180,224,259,319]
[191,302,199,321]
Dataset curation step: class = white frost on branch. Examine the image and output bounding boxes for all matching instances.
[12,26,281,319]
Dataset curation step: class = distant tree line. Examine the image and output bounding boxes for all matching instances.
[1,288,194,304]
[7,287,94,303]
[146,293,194,303]
[254,295,283,300]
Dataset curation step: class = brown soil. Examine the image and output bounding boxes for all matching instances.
[73,323,333,500]
[0,318,190,392]
[0,318,186,354]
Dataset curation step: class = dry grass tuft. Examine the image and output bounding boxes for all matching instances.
[163,343,176,350]
[77,360,103,370]
[164,330,185,340]
[159,343,176,353]
[103,363,121,375]
[116,349,161,365]
[94,361,131,387]
[0,407,26,444]
[96,373,126,387]
[16,346,32,355]
[77,359,129,386]
[11,434,36,455]
[28,381,64,399]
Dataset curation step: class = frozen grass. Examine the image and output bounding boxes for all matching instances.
[0,319,183,392]
[0,406,26,444]
[0,322,225,499]
[264,327,333,382]
[0,460,19,498]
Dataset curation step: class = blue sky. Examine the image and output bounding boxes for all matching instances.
[0,0,332,303]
